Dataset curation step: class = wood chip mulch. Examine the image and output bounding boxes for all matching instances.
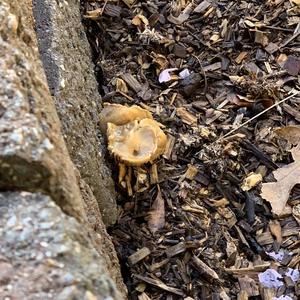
[82,1,300,299]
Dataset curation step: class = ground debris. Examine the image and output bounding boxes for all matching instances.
[83,0,300,298]
[128,247,151,266]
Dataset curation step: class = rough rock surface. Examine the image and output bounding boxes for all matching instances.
[0,192,122,300]
[0,0,84,220]
[32,0,117,226]
[0,0,126,297]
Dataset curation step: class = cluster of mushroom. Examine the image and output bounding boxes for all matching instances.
[100,103,167,167]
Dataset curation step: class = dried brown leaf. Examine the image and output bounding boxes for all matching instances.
[275,125,300,144]
[291,0,300,5]
[147,190,165,233]
[261,144,300,215]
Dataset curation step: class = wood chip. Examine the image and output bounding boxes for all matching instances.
[238,276,259,297]
[133,274,184,296]
[256,227,300,245]
[121,73,142,93]
[184,164,198,180]
[194,0,211,13]
[165,242,187,258]
[191,255,219,281]
[128,247,151,266]
[163,134,175,160]
[202,62,221,72]
[148,259,169,272]
[176,107,198,125]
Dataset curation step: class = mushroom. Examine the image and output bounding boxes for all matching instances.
[99,103,153,133]
[107,118,167,166]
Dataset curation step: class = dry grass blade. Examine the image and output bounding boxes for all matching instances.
[216,92,300,142]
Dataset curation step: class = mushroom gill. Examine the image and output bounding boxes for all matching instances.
[99,103,153,133]
[107,118,167,166]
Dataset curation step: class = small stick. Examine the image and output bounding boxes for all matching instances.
[215,91,300,142]
[192,54,208,95]
[117,90,134,101]
[99,0,108,16]
[279,21,300,48]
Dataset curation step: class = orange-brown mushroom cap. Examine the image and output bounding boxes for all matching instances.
[99,103,153,133]
[107,119,167,166]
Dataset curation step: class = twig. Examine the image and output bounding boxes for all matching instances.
[99,0,108,16]
[263,25,293,33]
[215,91,300,142]
[279,21,300,48]
[192,54,208,95]
[117,90,134,101]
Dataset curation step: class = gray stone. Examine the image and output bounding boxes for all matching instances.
[32,0,118,227]
[0,1,126,297]
[0,0,84,220]
[0,192,123,300]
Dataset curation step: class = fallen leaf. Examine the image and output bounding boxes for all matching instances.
[147,190,165,233]
[261,143,300,215]
[275,125,300,144]
[291,0,300,5]
[228,93,253,107]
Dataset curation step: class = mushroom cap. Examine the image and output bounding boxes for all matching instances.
[99,103,153,133]
[107,119,167,166]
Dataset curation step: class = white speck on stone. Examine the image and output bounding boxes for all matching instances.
[6,215,17,227]
[45,251,52,257]
[7,13,18,34]
[10,131,23,144]
[60,78,65,88]
[40,241,49,248]
[258,269,284,288]
[42,138,54,151]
